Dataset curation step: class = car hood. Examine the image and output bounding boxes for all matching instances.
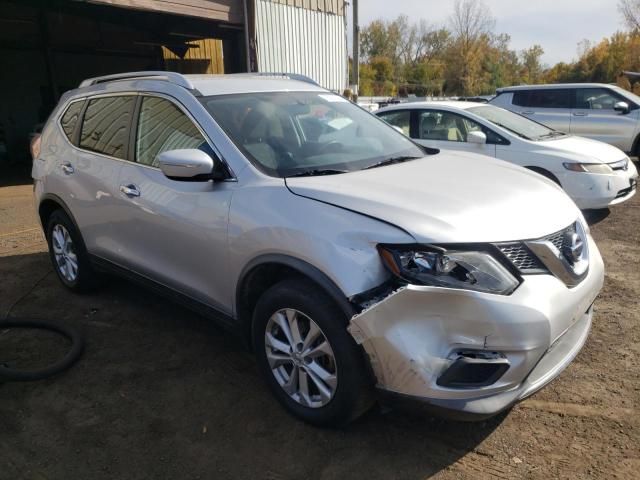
[541,135,627,163]
[286,152,580,243]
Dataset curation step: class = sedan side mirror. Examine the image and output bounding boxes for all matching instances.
[614,101,630,114]
[157,149,224,181]
[467,131,487,145]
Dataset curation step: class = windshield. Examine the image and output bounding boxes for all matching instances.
[468,105,565,141]
[200,91,425,177]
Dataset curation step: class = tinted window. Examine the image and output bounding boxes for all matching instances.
[378,110,411,136]
[136,97,208,167]
[575,88,621,110]
[80,96,135,159]
[60,101,84,143]
[512,89,571,109]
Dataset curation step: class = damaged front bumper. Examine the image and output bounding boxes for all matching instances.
[348,236,604,420]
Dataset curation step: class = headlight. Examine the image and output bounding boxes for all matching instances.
[563,162,612,174]
[378,245,520,295]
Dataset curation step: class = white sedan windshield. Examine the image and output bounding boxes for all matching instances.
[200,91,425,177]
[468,105,566,141]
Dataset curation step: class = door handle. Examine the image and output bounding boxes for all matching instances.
[573,112,588,117]
[520,111,534,115]
[119,184,141,198]
[61,163,74,175]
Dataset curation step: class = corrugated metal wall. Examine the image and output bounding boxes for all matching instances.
[162,39,225,74]
[254,0,347,92]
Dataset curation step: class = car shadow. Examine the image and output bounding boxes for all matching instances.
[0,163,33,187]
[582,208,611,226]
[0,251,505,479]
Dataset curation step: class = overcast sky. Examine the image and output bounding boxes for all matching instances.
[348,0,623,66]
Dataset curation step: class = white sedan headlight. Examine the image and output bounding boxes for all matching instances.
[563,162,613,174]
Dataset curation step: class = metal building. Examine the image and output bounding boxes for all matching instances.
[0,0,347,169]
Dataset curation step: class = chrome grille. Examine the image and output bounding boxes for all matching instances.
[496,224,576,273]
[497,243,544,271]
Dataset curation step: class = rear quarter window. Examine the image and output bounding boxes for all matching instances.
[59,101,84,144]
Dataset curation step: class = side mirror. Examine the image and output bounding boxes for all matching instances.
[157,149,223,181]
[614,101,630,114]
[467,131,487,145]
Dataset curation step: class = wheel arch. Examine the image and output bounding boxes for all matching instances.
[38,194,86,250]
[235,254,356,345]
[524,166,562,186]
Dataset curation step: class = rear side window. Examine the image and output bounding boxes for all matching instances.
[513,89,571,109]
[80,96,136,160]
[60,101,84,143]
[135,97,208,167]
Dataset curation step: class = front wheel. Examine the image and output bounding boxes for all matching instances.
[252,279,373,426]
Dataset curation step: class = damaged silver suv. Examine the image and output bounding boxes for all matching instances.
[33,72,604,426]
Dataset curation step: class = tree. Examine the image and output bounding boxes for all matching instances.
[619,0,640,31]
[447,0,496,95]
[521,45,545,84]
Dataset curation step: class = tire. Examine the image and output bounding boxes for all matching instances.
[46,209,100,292]
[252,279,373,427]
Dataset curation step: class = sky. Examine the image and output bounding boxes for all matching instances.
[348,0,623,66]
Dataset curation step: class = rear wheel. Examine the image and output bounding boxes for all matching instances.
[46,210,100,292]
[252,279,373,426]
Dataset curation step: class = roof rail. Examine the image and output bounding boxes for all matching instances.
[254,72,320,86]
[79,71,195,90]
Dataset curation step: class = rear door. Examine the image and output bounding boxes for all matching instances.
[512,89,572,132]
[413,109,497,157]
[52,95,134,260]
[113,94,234,313]
[570,87,640,151]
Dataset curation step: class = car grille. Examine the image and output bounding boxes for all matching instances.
[608,158,629,171]
[497,243,545,271]
[496,224,575,273]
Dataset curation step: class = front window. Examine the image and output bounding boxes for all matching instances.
[468,105,565,141]
[199,92,424,177]
[575,88,625,110]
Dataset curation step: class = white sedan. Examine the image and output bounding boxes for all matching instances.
[376,101,638,209]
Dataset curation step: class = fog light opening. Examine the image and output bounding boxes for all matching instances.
[437,350,510,388]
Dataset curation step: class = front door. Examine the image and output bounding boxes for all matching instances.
[113,95,234,313]
[413,110,497,157]
[570,87,640,152]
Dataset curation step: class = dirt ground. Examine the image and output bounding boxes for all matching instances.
[0,169,638,480]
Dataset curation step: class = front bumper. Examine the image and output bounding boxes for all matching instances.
[559,165,638,210]
[348,235,604,420]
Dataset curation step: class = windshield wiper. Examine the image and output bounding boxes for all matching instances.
[287,168,349,178]
[537,131,566,139]
[363,156,421,170]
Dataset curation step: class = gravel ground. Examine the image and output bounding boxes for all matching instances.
[0,173,638,480]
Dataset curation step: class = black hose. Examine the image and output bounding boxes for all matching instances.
[0,318,84,382]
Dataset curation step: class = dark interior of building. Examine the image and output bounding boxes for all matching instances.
[0,0,247,174]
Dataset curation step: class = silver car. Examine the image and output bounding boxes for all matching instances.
[491,83,640,154]
[33,72,604,426]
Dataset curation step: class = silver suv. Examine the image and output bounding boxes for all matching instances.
[491,83,640,154]
[33,72,604,426]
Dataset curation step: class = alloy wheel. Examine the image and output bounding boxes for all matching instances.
[51,224,78,282]
[264,308,338,408]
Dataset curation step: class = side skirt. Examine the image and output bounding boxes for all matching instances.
[89,255,241,337]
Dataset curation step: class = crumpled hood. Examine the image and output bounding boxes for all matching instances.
[286,152,580,243]
[542,136,627,163]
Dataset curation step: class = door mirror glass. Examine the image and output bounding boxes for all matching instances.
[467,131,487,144]
[614,101,630,114]
[157,149,216,181]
